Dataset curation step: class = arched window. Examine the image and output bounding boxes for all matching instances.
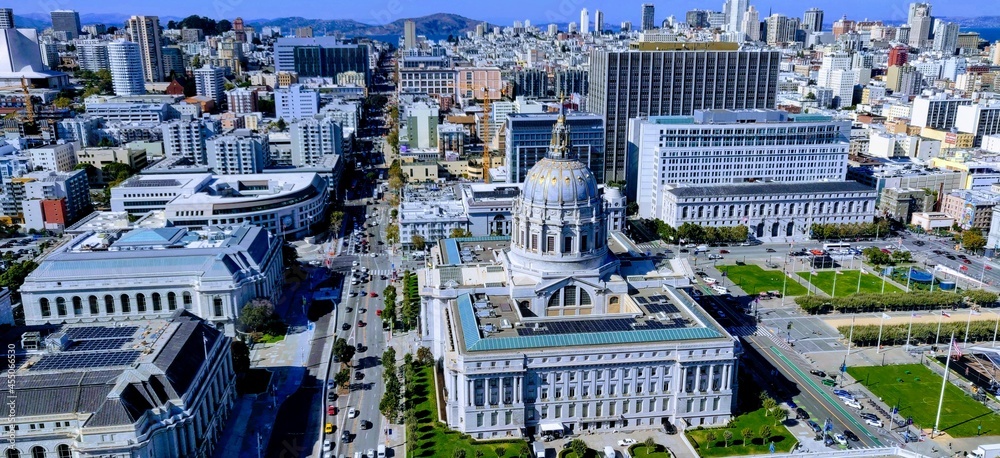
[88,296,99,315]
[7,449,21,458]
[120,295,131,313]
[40,298,50,317]
[55,297,67,317]
[213,297,224,317]
[152,293,162,311]
[547,290,561,308]
[30,446,44,458]
[104,295,115,314]
[72,297,82,316]
[182,292,192,308]
[167,292,177,310]
[579,289,592,306]
[136,294,146,313]
[55,446,70,458]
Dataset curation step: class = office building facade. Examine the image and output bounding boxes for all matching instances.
[505,112,605,184]
[50,10,81,40]
[588,48,780,181]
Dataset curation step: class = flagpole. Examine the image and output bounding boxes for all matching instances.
[832,268,839,297]
[934,332,955,438]
[857,258,864,294]
[936,310,944,347]
[847,316,855,357]
[906,312,914,351]
[906,267,912,292]
[877,313,886,354]
[965,308,974,348]
[781,255,788,307]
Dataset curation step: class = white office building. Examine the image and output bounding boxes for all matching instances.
[110,172,328,239]
[0,313,236,458]
[275,84,319,121]
[107,40,145,96]
[28,142,77,172]
[421,116,739,438]
[21,224,283,334]
[910,92,972,130]
[628,110,851,220]
[956,102,1000,147]
[206,130,269,174]
[194,65,226,106]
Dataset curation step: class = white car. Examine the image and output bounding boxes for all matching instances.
[323,441,332,451]
[617,439,637,447]
[352,261,359,266]
[348,408,357,418]
[366,449,376,458]
[843,398,863,409]
[865,418,884,427]
[833,434,848,445]
[704,277,718,284]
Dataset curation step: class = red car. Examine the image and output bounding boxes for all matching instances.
[963,259,972,264]
[376,309,383,317]
[357,320,366,327]
[327,405,337,415]
[369,292,378,298]
[719,249,730,254]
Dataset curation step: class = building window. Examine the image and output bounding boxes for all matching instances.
[563,236,572,253]
[39,298,50,317]
[88,296,99,315]
[72,297,82,316]
[29,447,43,458]
[183,292,192,307]
[55,446,70,458]
[213,298,224,317]
[167,292,177,310]
[55,297,66,317]
[7,449,21,458]
[546,236,555,253]
[120,295,131,313]
[152,293,162,312]
[136,294,146,313]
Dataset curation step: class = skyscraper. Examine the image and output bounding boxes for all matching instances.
[588,45,780,182]
[908,3,933,49]
[0,8,13,29]
[723,0,748,35]
[126,15,164,82]
[107,41,145,96]
[686,10,709,28]
[803,7,824,32]
[766,14,797,45]
[933,21,960,54]
[743,6,761,41]
[194,65,226,106]
[404,20,416,49]
[641,3,655,31]
[50,10,81,40]
[580,9,590,35]
[594,10,604,34]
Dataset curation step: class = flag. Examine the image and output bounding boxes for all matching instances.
[943,311,951,317]
[953,338,963,358]
[882,313,892,320]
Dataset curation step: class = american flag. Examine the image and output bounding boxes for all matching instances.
[952,338,963,358]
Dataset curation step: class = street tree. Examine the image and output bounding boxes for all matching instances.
[386,224,400,245]
[964,229,987,253]
[333,337,356,364]
[723,430,733,447]
[411,234,426,251]
[741,427,754,446]
[328,211,345,235]
[705,431,717,449]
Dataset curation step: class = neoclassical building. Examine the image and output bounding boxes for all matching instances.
[421,114,741,439]
[1,311,235,458]
[20,224,283,335]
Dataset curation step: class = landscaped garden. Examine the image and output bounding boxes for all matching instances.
[686,376,796,457]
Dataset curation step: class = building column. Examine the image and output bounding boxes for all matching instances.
[708,365,716,392]
[499,377,505,406]
[451,374,459,401]
[468,379,475,407]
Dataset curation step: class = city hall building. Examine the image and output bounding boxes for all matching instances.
[420,115,740,439]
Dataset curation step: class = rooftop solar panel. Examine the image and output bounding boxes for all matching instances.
[66,338,131,352]
[64,326,138,340]
[29,350,141,372]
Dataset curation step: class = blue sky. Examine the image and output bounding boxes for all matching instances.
[16,0,991,25]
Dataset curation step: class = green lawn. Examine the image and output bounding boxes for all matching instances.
[686,406,795,457]
[717,265,807,296]
[629,443,674,457]
[796,270,903,296]
[409,365,529,458]
[257,333,285,344]
[847,364,1000,438]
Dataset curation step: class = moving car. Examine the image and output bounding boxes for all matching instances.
[865,418,884,427]
[325,423,334,434]
[766,248,776,252]
[809,369,827,378]
[719,249,730,254]
[355,371,364,380]
[327,405,337,415]
[833,434,848,446]
[342,430,351,443]
[617,439,637,446]
[843,430,859,442]
[342,323,351,331]
[357,320,366,327]
[348,408,357,418]
[361,420,373,430]
[795,407,810,419]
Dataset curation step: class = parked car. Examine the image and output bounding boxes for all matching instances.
[807,420,822,433]
[327,405,337,415]
[865,418,883,427]
[833,434,848,446]
[809,369,827,378]
[766,248,776,252]
[843,430,859,442]
[795,407,810,419]
[325,423,334,434]
[860,412,878,421]
[618,439,637,447]
[843,398,863,409]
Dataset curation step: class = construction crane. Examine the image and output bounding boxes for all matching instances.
[0,77,36,124]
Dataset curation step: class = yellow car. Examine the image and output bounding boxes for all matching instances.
[325,423,334,434]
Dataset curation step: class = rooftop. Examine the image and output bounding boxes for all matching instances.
[667,181,875,198]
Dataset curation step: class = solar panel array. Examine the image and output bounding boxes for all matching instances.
[64,326,138,340]
[66,338,131,352]
[634,295,681,314]
[515,317,685,336]
[123,179,181,188]
[29,350,141,371]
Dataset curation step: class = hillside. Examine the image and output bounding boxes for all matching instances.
[250,13,482,37]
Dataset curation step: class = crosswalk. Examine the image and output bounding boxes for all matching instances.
[728,325,795,352]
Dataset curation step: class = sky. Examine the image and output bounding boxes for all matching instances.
[15,0,996,25]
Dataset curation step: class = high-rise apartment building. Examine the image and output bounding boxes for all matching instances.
[831,16,855,37]
[206,130,269,175]
[404,20,416,49]
[126,15,164,82]
[803,7,824,32]
[588,45,780,182]
[274,84,320,121]
[580,9,590,35]
[161,119,220,165]
[723,0,747,35]
[594,10,604,34]
[295,26,313,38]
[77,40,109,72]
[956,102,1000,147]
[641,3,655,31]
[107,40,145,96]
[765,14,798,45]
[273,37,369,84]
[911,93,972,130]
[50,10,81,40]
[0,8,13,29]
[888,45,909,67]
[226,88,258,114]
[289,116,344,167]
[686,10,709,28]
[194,65,226,106]
[908,3,933,49]
[933,21,960,54]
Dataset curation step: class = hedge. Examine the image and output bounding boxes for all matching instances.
[838,320,1000,346]
[795,291,966,314]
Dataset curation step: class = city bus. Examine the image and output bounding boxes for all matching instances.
[823,242,852,251]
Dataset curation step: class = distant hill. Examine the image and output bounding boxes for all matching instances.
[249,13,483,37]
[937,16,1000,28]
[14,12,182,29]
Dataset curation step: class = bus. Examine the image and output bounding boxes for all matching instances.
[823,242,852,251]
